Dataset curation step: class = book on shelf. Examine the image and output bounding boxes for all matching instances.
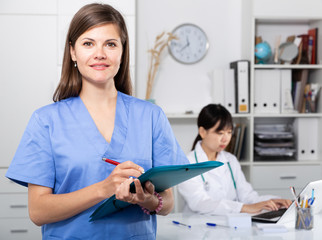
[288,28,318,65]
[236,124,246,160]
[291,69,320,113]
[226,123,246,160]
[233,124,241,155]
[298,34,309,64]
[292,69,308,112]
[226,124,237,153]
[308,28,318,64]
[302,83,320,113]
[255,36,263,64]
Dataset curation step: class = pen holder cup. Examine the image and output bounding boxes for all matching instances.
[295,207,313,230]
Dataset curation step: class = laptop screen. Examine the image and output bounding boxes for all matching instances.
[252,180,322,224]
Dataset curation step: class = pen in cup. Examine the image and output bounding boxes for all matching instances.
[309,189,315,205]
[290,186,300,207]
[290,186,306,227]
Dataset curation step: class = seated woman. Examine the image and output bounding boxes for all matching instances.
[178,104,292,215]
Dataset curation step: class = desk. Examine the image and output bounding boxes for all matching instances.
[157,213,322,239]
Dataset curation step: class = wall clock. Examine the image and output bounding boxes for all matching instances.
[168,23,209,64]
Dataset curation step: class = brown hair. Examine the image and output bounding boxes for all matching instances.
[192,104,234,150]
[53,3,132,102]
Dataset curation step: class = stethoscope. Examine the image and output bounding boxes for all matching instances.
[194,150,210,191]
[194,150,240,201]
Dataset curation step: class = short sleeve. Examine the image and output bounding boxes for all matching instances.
[151,108,189,167]
[6,111,55,188]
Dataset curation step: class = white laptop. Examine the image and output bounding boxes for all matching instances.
[252,180,322,224]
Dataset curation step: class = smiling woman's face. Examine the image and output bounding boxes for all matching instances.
[70,23,123,86]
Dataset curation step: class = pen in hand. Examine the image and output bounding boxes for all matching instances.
[102,158,145,173]
[102,158,120,166]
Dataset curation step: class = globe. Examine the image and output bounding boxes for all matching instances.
[255,42,272,63]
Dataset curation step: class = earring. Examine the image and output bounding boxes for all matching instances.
[74,61,77,68]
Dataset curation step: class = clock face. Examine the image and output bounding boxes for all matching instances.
[168,23,209,64]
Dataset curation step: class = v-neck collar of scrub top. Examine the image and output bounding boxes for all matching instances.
[68,91,130,159]
[195,141,228,164]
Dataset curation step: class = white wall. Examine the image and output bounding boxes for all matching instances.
[0,0,57,167]
[136,0,252,115]
[0,0,136,167]
[253,0,322,17]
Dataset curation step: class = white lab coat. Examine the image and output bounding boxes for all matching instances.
[178,141,278,215]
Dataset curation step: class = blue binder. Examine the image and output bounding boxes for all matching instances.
[89,161,223,221]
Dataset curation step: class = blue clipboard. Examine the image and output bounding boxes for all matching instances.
[89,161,223,221]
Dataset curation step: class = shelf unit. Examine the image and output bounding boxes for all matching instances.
[249,16,322,196]
[168,16,322,199]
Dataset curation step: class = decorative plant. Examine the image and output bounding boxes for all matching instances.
[145,31,177,100]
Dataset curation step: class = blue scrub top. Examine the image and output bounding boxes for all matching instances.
[6,92,189,240]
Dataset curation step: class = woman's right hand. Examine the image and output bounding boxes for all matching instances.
[102,161,145,197]
[28,161,145,226]
[241,199,290,214]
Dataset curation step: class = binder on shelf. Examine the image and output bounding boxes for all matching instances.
[223,69,236,114]
[254,70,280,114]
[280,70,295,113]
[211,69,225,105]
[294,118,318,161]
[230,60,250,113]
[210,69,235,113]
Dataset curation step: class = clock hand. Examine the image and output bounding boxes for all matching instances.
[180,43,189,52]
[186,36,190,46]
[180,36,190,52]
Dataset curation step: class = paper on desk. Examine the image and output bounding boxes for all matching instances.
[256,223,288,233]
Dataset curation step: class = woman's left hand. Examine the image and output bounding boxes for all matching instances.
[271,198,292,209]
[115,179,159,211]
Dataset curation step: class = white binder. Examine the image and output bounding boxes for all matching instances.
[211,69,225,105]
[294,118,318,160]
[223,69,236,114]
[230,60,249,113]
[280,69,295,113]
[254,69,280,114]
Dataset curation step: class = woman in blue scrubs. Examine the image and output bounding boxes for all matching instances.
[6,3,188,239]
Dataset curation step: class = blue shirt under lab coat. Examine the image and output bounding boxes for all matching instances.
[6,92,188,240]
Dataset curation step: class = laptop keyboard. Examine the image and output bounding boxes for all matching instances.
[253,208,287,219]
